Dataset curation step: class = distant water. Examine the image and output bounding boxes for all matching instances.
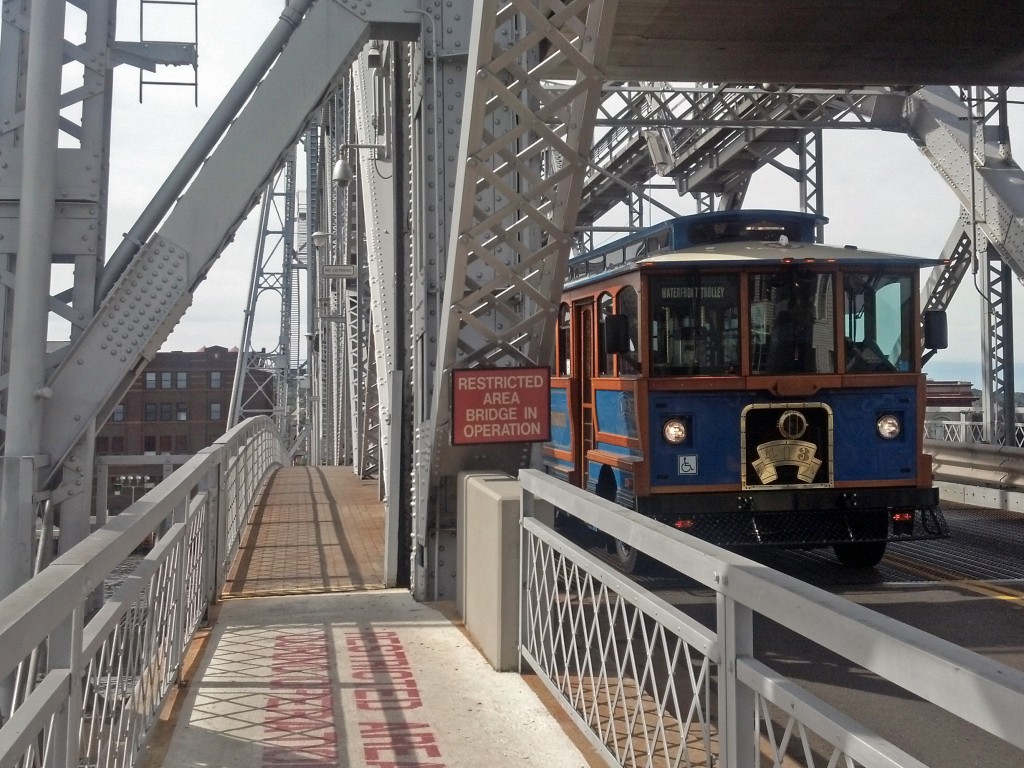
[922,359,1024,390]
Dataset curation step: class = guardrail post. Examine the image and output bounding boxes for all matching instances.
[49,606,83,767]
[171,499,188,682]
[215,447,232,597]
[518,485,537,675]
[717,590,756,768]
[201,464,221,606]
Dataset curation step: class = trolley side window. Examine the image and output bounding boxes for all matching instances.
[649,274,739,376]
[617,286,641,376]
[844,272,913,373]
[597,292,615,377]
[749,270,836,375]
[557,303,571,376]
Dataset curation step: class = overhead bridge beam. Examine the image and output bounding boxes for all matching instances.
[40,0,418,476]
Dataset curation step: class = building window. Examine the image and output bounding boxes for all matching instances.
[161,371,172,389]
[144,403,157,422]
[176,371,187,389]
[174,434,189,453]
[96,436,109,455]
[210,371,222,389]
[160,403,173,421]
[210,402,222,420]
[159,435,172,453]
[176,403,188,421]
[145,372,156,389]
[143,435,156,454]
[112,404,124,422]
[111,435,124,453]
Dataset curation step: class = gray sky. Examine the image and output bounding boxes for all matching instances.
[104,1,1020,387]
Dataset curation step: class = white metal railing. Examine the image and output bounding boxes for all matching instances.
[0,416,285,768]
[519,469,1024,768]
[924,415,1024,447]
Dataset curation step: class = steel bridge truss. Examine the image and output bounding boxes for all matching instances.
[402,8,1024,600]
[4,0,1024,616]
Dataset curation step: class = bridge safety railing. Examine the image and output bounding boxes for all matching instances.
[925,438,1024,513]
[0,416,285,768]
[924,415,1024,447]
[518,468,1024,768]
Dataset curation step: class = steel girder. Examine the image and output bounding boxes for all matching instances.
[575,84,906,227]
[317,87,350,467]
[906,86,1023,443]
[907,87,1024,285]
[350,51,395,482]
[420,0,618,600]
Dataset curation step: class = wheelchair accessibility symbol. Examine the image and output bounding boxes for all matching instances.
[677,455,698,475]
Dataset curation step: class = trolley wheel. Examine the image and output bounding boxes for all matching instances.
[832,540,887,568]
[614,538,647,574]
[595,465,643,572]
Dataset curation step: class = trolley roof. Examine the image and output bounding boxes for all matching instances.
[565,239,942,290]
[639,240,942,267]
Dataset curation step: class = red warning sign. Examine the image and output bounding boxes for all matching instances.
[451,367,550,446]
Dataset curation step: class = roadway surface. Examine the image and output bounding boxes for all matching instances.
[636,504,1024,767]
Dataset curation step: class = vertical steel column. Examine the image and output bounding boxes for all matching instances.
[351,48,394,480]
[421,0,617,599]
[967,87,1018,445]
[0,0,65,601]
[980,244,1016,444]
[799,130,825,242]
[407,1,475,595]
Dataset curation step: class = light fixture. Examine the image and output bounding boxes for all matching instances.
[366,42,382,69]
[662,418,688,444]
[311,231,327,248]
[333,142,390,184]
[332,158,355,184]
[876,414,901,440]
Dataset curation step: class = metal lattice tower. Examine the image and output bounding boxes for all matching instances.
[229,149,298,438]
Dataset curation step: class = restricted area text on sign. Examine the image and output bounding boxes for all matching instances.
[451,367,550,446]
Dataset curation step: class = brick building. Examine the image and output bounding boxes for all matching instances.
[96,345,272,513]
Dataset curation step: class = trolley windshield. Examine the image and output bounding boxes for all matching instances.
[648,268,914,377]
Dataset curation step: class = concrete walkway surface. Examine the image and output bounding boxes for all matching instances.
[141,467,593,767]
[151,590,591,767]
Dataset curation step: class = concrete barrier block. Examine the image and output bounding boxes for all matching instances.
[458,473,521,671]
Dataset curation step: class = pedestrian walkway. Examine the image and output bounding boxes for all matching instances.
[142,467,594,767]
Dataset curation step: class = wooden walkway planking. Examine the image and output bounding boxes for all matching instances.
[222,466,385,597]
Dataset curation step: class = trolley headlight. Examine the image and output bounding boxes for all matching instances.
[876,414,901,440]
[663,418,688,444]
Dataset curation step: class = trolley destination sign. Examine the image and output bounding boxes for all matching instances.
[451,367,550,445]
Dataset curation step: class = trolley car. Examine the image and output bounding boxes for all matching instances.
[544,210,950,569]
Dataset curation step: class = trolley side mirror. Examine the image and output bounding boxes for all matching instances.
[923,310,948,350]
[603,314,631,355]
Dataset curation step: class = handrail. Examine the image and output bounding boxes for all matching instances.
[519,468,1024,768]
[0,416,285,767]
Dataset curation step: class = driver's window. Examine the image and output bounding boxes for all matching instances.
[844,273,912,373]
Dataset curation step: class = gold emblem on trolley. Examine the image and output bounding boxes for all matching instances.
[751,439,822,484]
[740,402,834,489]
